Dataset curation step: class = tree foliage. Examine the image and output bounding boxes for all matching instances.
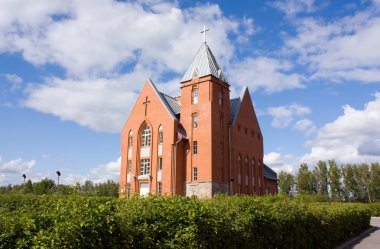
[282,161,380,203]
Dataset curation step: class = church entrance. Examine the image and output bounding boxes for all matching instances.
[139,182,150,196]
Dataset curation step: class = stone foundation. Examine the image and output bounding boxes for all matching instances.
[185,181,229,198]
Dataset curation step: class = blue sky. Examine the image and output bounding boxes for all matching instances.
[1,0,380,186]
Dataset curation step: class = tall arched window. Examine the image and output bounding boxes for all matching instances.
[128,130,133,148]
[251,159,255,188]
[158,125,163,144]
[192,88,198,104]
[237,155,241,194]
[141,124,151,147]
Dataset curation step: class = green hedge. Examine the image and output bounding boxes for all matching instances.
[0,194,371,249]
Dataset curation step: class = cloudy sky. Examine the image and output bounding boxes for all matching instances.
[1,0,380,186]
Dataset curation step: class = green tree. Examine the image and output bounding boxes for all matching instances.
[370,163,380,201]
[33,178,55,195]
[23,180,33,194]
[342,165,360,201]
[278,171,295,196]
[95,179,119,197]
[81,180,96,195]
[297,163,316,194]
[315,161,329,196]
[329,160,342,201]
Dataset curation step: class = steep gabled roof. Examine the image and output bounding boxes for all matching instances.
[159,92,181,115]
[181,42,228,83]
[229,86,248,125]
[147,79,177,120]
[264,164,278,181]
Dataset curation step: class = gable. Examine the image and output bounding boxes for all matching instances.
[123,79,177,129]
[230,86,262,133]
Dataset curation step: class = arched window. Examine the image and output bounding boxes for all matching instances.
[141,124,151,147]
[128,130,133,148]
[158,125,163,144]
[237,155,241,174]
[192,88,198,104]
[219,89,223,106]
[251,159,255,188]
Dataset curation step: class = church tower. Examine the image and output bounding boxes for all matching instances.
[180,42,230,197]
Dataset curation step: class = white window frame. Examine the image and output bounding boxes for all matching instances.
[192,88,198,104]
[141,125,151,147]
[193,141,198,154]
[140,159,150,175]
[193,114,198,128]
[193,167,198,181]
[128,160,132,173]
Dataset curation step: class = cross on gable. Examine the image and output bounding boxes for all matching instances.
[200,25,209,43]
[143,96,150,116]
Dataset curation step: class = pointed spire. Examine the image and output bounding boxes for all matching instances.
[181,43,228,83]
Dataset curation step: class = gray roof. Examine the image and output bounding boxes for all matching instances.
[181,42,228,83]
[229,86,248,125]
[230,98,241,124]
[264,164,278,181]
[160,92,181,116]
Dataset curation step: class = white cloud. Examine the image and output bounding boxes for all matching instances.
[228,57,304,94]
[264,152,298,173]
[0,156,36,185]
[25,73,143,133]
[4,74,23,91]
[293,118,316,135]
[90,157,120,183]
[302,92,380,164]
[270,0,317,16]
[267,103,311,128]
[0,1,258,132]
[0,1,241,77]
[286,8,380,83]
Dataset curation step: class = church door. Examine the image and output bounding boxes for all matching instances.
[140,182,150,196]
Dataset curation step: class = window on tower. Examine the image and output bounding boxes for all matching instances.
[193,114,198,128]
[141,124,151,147]
[192,88,198,104]
[193,141,198,154]
[193,167,198,181]
[128,132,133,148]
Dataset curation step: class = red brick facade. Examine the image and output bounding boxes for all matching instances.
[119,43,278,198]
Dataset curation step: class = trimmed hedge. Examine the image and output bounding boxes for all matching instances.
[0,194,371,249]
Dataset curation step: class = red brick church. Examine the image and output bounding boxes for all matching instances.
[119,39,278,198]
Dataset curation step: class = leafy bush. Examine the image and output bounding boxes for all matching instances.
[0,194,371,249]
[368,203,380,216]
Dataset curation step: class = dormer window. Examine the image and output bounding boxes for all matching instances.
[192,88,198,104]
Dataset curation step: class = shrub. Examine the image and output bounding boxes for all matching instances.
[0,194,371,249]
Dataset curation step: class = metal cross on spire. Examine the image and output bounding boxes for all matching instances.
[200,25,209,43]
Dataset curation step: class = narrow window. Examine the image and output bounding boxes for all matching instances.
[220,143,223,159]
[219,89,223,106]
[193,167,198,181]
[193,114,198,128]
[159,131,163,144]
[127,183,131,197]
[128,135,133,148]
[158,182,162,195]
[140,159,150,175]
[158,157,162,170]
[128,160,132,173]
[193,141,198,154]
[220,116,223,132]
[141,125,151,147]
[192,88,198,104]
[251,159,255,187]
